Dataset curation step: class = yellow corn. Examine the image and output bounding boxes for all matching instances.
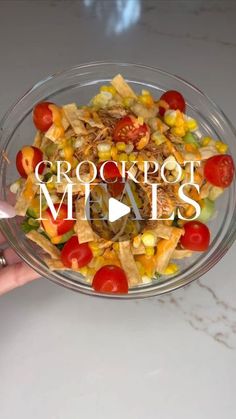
[215,141,228,153]
[79,266,88,276]
[164,110,177,127]
[145,246,155,256]
[171,125,186,137]
[201,136,211,146]
[89,242,104,257]
[64,145,74,163]
[186,118,198,131]
[122,97,133,108]
[98,151,112,161]
[113,242,119,252]
[128,153,137,162]
[111,145,118,160]
[163,263,179,275]
[116,141,126,151]
[47,182,55,190]
[138,94,154,107]
[100,85,116,95]
[118,152,128,161]
[141,231,156,247]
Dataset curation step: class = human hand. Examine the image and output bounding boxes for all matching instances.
[0,231,40,296]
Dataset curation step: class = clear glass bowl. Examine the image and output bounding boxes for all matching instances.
[0,62,236,298]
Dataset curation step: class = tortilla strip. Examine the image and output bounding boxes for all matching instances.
[63,103,88,135]
[131,242,145,255]
[111,74,137,99]
[172,249,192,259]
[75,198,96,243]
[76,109,104,129]
[14,174,39,216]
[155,227,184,274]
[55,178,85,195]
[119,241,142,286]
[144,223,173,240]
[33,131,42,148]
[44,257,68,270]
[26,230,61,259]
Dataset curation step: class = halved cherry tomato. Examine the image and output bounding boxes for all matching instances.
[61,235,93,269]
[16,146,44,178]
[99,161,125,197]
[180,221,210,251]
[33,101,54,132]
[159,90,186,116]
[204,154,234,188]
[113,116,148,144]
[92,265,128,294]
[41,203,75,238]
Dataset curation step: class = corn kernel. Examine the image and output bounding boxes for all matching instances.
[111,145,118,160]
[98,151,111,160]
[139,94,154,107]
[201,136,211,146]
[129,152,138,162]
[79,266,88,276]
[145,246,155,256]
[47,182,55,190]
[215,141,228,153]
[122,97,133,108]
[141,231,156,247]
[116,141,126,151]
[119,152,128,161]
[186,117,198,131]
[100,85,116,95]
[164,110,177,127]
[113,242,119,252]
[171,125,186,137]
[163,263,179,275]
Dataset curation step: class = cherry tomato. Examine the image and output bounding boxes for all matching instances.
[159,90,186,116]
[16,146,44,178]
[61,235,93,269]
[41,203,75,238]
[204,154,235,188]
[99,161,125,197]
[92,265,128,294]
[33,101,53,132]
[113,116,148,144]
[100,161,121,180]
[180,221,210,251]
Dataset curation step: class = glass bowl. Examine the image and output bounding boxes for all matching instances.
[0,62,236,299]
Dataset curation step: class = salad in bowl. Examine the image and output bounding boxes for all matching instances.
[8,72,235,295]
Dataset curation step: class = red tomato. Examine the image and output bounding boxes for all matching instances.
[159,90,186,116]
[92,265,128,294]
[42,203,75,238]
[99,161,125,197]
[113,116,148,144]
[33,101,53,132]
[61,236,93,268]
[180,221,210,251]
[99,161,121,180]
[16,146,44,178]
[204,154,234,188]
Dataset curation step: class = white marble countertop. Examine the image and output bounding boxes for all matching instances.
[0,1,236,418]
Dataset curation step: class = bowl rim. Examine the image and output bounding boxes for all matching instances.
[0,60,236,299]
